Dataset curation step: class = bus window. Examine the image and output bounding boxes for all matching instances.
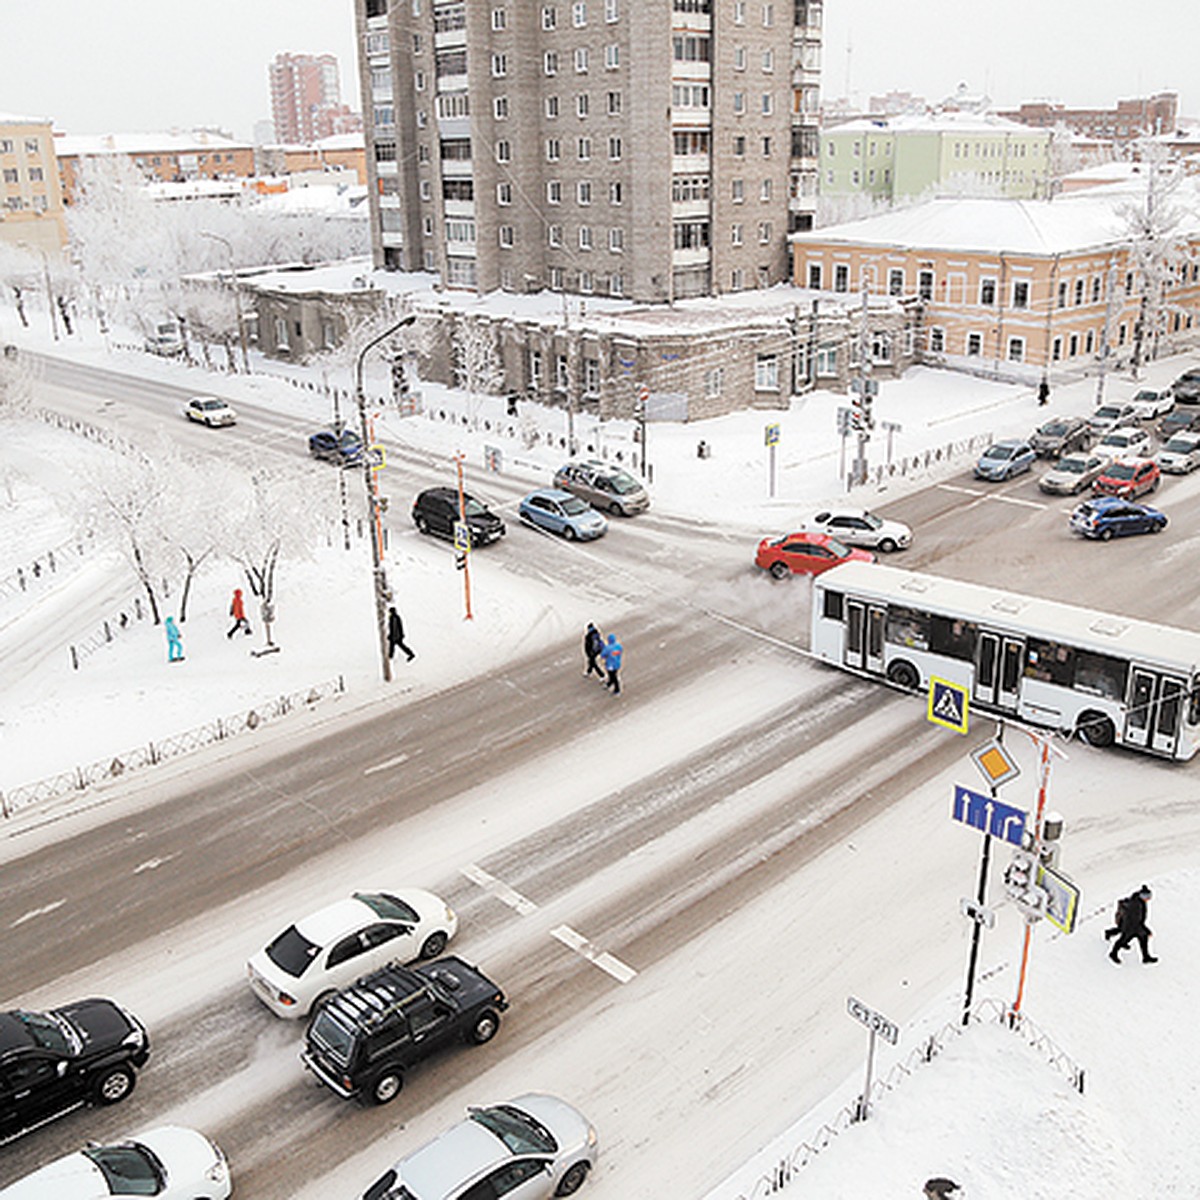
[1189,684,1200,727]
[885,605,929,649]
[823,589,843,621]
[1074,650,1128,702]
[1158,678,1184,740]
[930,615,977,661]
[1025,638,1073,686]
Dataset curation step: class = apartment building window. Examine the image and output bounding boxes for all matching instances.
[440,138,472,160]
[734,47,746,71]
[546,138,561,161]
[551,267,565,290]
[734,135,746,157]
[607,91,622,115]
[673,130,711,154]
[762,2,774,26]
[673,83,709,108]
[578,180,593,204]
[420,179,432,200]
[609,272,624,296]
[1058,281,1068,308]
[1068,332,1079,357]
[441,179,472,203]
[546,96,560,118]
[491,54,508,77]
[918,270,934,300]
[497,182,513,205]
[673,174,708,201]
[576,93,590,118]
[979,277,997,306]
[434,4,464,32]
[413,32,423,53]
[545,51,559,76]
[491,7,507,29]
[445,219,476,242]
[760,179,772,201]
[929,327,946,352]
[575,47,589,72]
[1051,335,1062,361]
[888,268,904,295]
[609,228,624,252]
[2,168,17,183]
[1091,275,1102,303]
[437,93,469,118]
[579,271,594,293]
[761,136,772,157]
[528,349,544,390]
[374,142,397,162]
[730,268,745,290]
[808,263,822,288]
[418,144,430,163]
[414,109,426,129]
[578,137,592,160]
[967,332,983,356]
[499,225,515,247]
[872,332,892,363]
[673,219,710,249]
[371,67,392,95]
[834,264,849,292]
[495,140,511,163]
[584,358,600,393]
[573,1,587,26]
[494,96,509,119]
[705,367,723,397]
[731,223,744,246]
[0,139,12,152]
[1118,322,1127,345]
[816,344,838,376]
[29,167,44,182]
[755,355,779,391]
[758,221,772,243]
[542,5,557,29]
[673,35,710,62]
[732,178,745,202]
[414,70,425,91]
[547,180,562,203]
[423,250,435,269]
[579,226,593,249]
[1124,271,1134,294]
[605,0,619,19]
[1085,329,1095,354]
[734,0,746,22]
[548,224,564,246]
[1073,278,1084,305]
[605,45,620,69]
[1007,336,1025,362]
[609,181,623,204]
[275,318,290,351]
[733,92,746,115]
[1013,279,1030,309]
[762,49,774,71]
[761,93,774,116]
[608,137,622,160]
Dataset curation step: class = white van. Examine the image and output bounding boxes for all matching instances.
[145,319,183,356]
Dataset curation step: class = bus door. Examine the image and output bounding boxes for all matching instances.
[975,631,1024,711]
[844,600,886,675]
[1124,668,1186,756]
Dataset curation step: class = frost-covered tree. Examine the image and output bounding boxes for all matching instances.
[453,318,504,428]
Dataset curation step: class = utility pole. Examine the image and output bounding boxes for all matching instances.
[1093,261,1119,409]
[850,284,874,487]
[200,231,250,373]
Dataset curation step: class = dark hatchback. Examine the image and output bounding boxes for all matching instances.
[412,487,506,547]
[0,1000,150,1145]
[1030,416,1090,458]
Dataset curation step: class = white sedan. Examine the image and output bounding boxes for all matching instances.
[1096,425,1152,457]
[805,507,912,552]
[1129,386,1174,420]
[0,1126,231,1200]
[183,396,237,427]
[247,888,458,1018]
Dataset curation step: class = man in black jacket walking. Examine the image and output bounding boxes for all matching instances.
[583,622,604,680]
[1108,884,1157,964]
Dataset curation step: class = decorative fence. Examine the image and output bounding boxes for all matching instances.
[0,532,98,603]
[0,675,346,820]
[850,431,994,492]
[68,593,154,670]
[709,994,1085,1200]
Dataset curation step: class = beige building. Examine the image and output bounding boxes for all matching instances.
[0,113,67,258]
[355,0,823,302]
[256,134,368,185]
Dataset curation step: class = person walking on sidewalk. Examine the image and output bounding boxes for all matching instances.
[583,622,605,679]
[388,605,416,662]
[227,588,252,638]
[165,615,184,663]
[1108,884,1157,964]
[601,632,623,696]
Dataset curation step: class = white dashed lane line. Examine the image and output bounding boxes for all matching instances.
[460,863,538,916]
[10,900,65,928]
[551,924,638,984]
[364,753,409,776]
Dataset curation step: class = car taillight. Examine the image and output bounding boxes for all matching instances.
[279,992,296,1007]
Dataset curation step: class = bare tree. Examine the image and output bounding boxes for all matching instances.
[453,317,504,428]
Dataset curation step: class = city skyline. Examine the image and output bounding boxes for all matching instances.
[3,1,1198,141]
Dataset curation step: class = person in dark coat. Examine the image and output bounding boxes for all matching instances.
[601,632,623,696]
[1037,376,1051,406]
[1108,884,1157,963]
[387,605,415,662]
[583,622,605,679]
[227,587,252,638]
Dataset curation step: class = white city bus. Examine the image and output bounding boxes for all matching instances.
[810,561,1200,760]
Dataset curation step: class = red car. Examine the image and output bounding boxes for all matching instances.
[1091,456,1160,500]
[755,531,874,579]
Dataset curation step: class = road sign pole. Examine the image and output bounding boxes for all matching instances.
[769,442,776,498]
[962,829,993,1027]
[455,453,473,622]
[857,1026,877,1122]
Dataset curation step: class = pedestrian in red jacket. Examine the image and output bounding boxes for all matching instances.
[227,588,252,638]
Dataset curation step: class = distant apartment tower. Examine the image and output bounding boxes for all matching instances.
[270,52,343,144]
[998,92,1179,148]
[355,0,822,302]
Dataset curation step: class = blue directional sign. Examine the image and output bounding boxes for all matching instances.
[952,784,1027,846]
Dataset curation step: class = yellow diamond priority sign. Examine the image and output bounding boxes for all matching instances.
[970,739,1021,789]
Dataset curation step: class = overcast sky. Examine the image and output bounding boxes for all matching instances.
[2,0,1196,141]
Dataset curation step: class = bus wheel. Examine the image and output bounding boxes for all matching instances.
[886,660,919,690]
[1078,712,1115,747]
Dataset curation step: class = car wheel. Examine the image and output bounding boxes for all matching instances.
[468,1009,501,1045]
[1099,528,1113,541]
[878,538,897,553]
[769,562,790,580]
[1078,712,1115,748]
[886,660,920,691]
[556,1162,591,1197]
[415,515,429,534]
[609,501,623,516]
[1152,518,1167,532]
[563,525,577,541]
[420,931,448,959]
[370,1069,404,1105]
[93,1065,135,1106]
[310,989,337,1016]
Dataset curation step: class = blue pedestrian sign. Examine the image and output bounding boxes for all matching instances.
[952,784,1027,846]
[927,676,969,735]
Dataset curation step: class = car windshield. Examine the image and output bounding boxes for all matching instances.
[1039,421,1069,436]
[470,1104,559,1154]
[1164,437,1197,453]
[1095,407,1122,420]
[1104,433,1134,445]
[983,445,1013,460]
[561,495,590,516]
[309,1008,356,1065]
[16,1010,76,1055]
[827,538,852,557]
[1133,391,1158,402]
[363,1169,419,1200]
[83,1144,164,1195]
[265,925,321,978]
[340,431,361,447]
[1106,463,1137,481]
[355,892,419,922]
[608,470,640,494]
[463,497,489,518]
[859,512,884,529]
[199,399,223,410]
[1056,457,1087,474]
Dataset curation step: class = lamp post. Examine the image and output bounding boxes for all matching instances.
[199,230,250,373]
[356,314,416,684]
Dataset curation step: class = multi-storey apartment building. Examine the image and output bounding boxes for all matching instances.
[270,52,346,145]
[355,0,821,302]
[0,113,67,257]
[998,92,1178,148]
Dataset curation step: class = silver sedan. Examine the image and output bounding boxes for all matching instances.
[1038,450,1112,495]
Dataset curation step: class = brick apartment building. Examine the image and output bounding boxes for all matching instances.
[270,52,349,145]
[355,0,823,302]
[998,92,1179,149]
[0,112,67,257]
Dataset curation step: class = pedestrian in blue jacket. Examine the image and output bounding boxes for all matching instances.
[165,616,184,663]
[601,632,623,696]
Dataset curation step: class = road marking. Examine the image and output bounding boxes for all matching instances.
[991,494,1045,510]
[11,900,65,928]
[551,924,638,983]
[937,483,987,497]
[460,863,538,915]
[936,483,1045,510]
[134,854,176,874]
[364,753,409,776]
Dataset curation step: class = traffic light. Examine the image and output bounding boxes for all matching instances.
[455,552,467,571]
[850,393,865,432]
[1003,849,1045,917]
[506,393,520,418]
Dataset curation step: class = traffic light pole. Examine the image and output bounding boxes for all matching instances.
[962,720,1002,1027]
[1011,735,1053,1019]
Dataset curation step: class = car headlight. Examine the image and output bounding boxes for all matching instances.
[587,1126,598,1148]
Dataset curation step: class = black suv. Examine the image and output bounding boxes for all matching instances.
[412,487,506,547]
[1030,416,1090,458]
[0,1000,150,1144]
[302,956,507,1105]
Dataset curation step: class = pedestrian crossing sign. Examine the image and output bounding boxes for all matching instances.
[927,676,969,735]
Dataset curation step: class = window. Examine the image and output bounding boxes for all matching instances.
[1007,336,1025,362]
[734,0,746,21]
[673,219,710,249]
[673,34,710,62]
[731,222,744,246]
[732,178,745,203]
[730,268,745,290]
[494,96,509,119]
[607,136,622,160]
[546,138,561,161]
[542,5,557,29]
[546,96,560,118]
[609,227,624,252]
[547,180,562,204]
[609,181,623,204]
[762,136,772,157]
[918,270,934,300]
[491,53,508,77]
[544,51,559,76]
[275,317,290,351]
[548,224,563,247]
[929,327,945,352]
[605,45,620,69]
[607,91,622,115]
[733,92,746,115]
[758,221,772,243]
[816,344,838,376]
[967,332,983,356]
[606,0,619,19]
[577,93,590,118]
[761,93,774,116]
[499,225,514,248]
[762,1,774,25]
[807,263,822,289]
[755,355,779,390]
[573,0,587,25]
[575,46,589,72]
[1085,329,1095,354]
[979,277,997,306]
[733,135,746,157]
[420,179,432,200]
[1091,275,1102,303]
[888,268,904,296]
[759,179,772,201]
[734,47,746,71]
[578,180,593,204]
[1052,335,1063,361]
[584,358,600,393]
[1057,281,1068,309]
[579,225,593,249]
[1069,332,1079,357]
[834,264,849,292]
[497,182,512,205]
[1013,279,1030,309]
[494,139,511,163]
[871,331,892,363]
[609,272,624,296]
[491,7,507,29]
[1074,278,1084,306]
[577,136,592,160]
[762,49,774,72]
[705,368,723,396]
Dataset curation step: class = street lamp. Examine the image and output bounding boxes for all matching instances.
[199,230,250,373]
[356,313,416,684]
